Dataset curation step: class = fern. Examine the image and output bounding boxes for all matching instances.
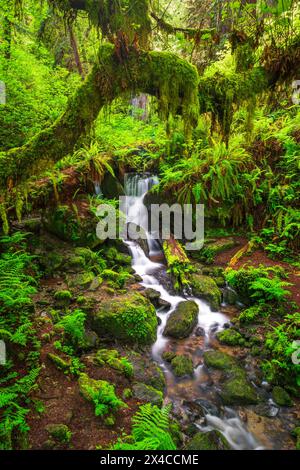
[113,404,176,451]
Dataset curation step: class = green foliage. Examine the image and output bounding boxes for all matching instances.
[56,309,86,347]
[263,312,300,388]
[113,404,176,451]
[226,265,289,305]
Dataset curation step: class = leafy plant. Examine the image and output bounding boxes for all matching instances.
[113,404,176,450]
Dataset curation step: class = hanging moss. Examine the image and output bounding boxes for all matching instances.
[52,0,152,48]
[198,66,267,142]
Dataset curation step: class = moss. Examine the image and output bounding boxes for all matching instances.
[90,292,157,345]
[163,239,193,290]
[95,349,133,378]
[54,290,72,305]
[185,431,230,450]
[68,271,95,289]
[46,424,72,444]
[42,204,103,247]
[216,328,245,346]
[104,415,115,427]
[171,355,194,377]
[162,351,177,363]
[47,353,71,372]
[272,386,293,407]
[163,301,198,339]
[189,274,221,311]
[220,374,260,405]
[132,383,163,406]
[203,350,236,370]
[122,388,133,400]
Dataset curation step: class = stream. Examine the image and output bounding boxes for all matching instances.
[123,173,265,450]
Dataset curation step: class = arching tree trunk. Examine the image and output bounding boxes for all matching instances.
[0,43,199,187]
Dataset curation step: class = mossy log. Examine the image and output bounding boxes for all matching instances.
[0,43,199,187]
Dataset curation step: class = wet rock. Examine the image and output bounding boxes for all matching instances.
[219,372,260,406]
[89,292,157,345]
[185,431,231,450]
[143,288,161,307]
[132,383,163,406]
[254,403,279,418]
[170,355,194,377]
[195,326,206,337]
[194,399,220,417]
[162,351,177,362]
[216,328,245,346]
[189,274,221,311]
[203,350,236,370]
[272,386,293,407]
[163,301,198,339]
[101,173,124,199]
[158,298,171,310]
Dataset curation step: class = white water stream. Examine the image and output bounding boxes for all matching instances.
[123,173,264,450]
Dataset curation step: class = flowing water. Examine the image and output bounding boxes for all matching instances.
[123,173,264,450]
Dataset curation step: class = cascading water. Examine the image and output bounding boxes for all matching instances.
[123,173,264,451]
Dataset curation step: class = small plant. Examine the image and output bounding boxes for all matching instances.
[56,309,86,347]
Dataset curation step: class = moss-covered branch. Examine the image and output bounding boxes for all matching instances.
[0,43,199,187]
[150,11,215,41]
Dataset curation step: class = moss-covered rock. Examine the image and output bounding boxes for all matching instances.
[126,351,166,392]
[95,349,133,378]
[132,383,163,406]
[216,328,245,346]
[162,351,177,362]
[220,373,260,405]
[101,173,124,199]
[171,355,194,377]
[272,386,293,407]
[203,350,236,370]
[47,353,71,372]
[45,424,72,444]
[90,292,157,345]
[185,431,231,450]
[54,290,72,306]
[189,274,221,311]
[67,271,96,289]
[42,204,103,247]
[143,288,161,307]
[163,301,198,339]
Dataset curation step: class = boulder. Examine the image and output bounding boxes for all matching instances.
[163,301,198,339]
[143,288,161,308]
[189,274,221,311]
[101,173,124,199]
[203,350,236,370]
[219,371,260,405]
[90,293,158,345]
